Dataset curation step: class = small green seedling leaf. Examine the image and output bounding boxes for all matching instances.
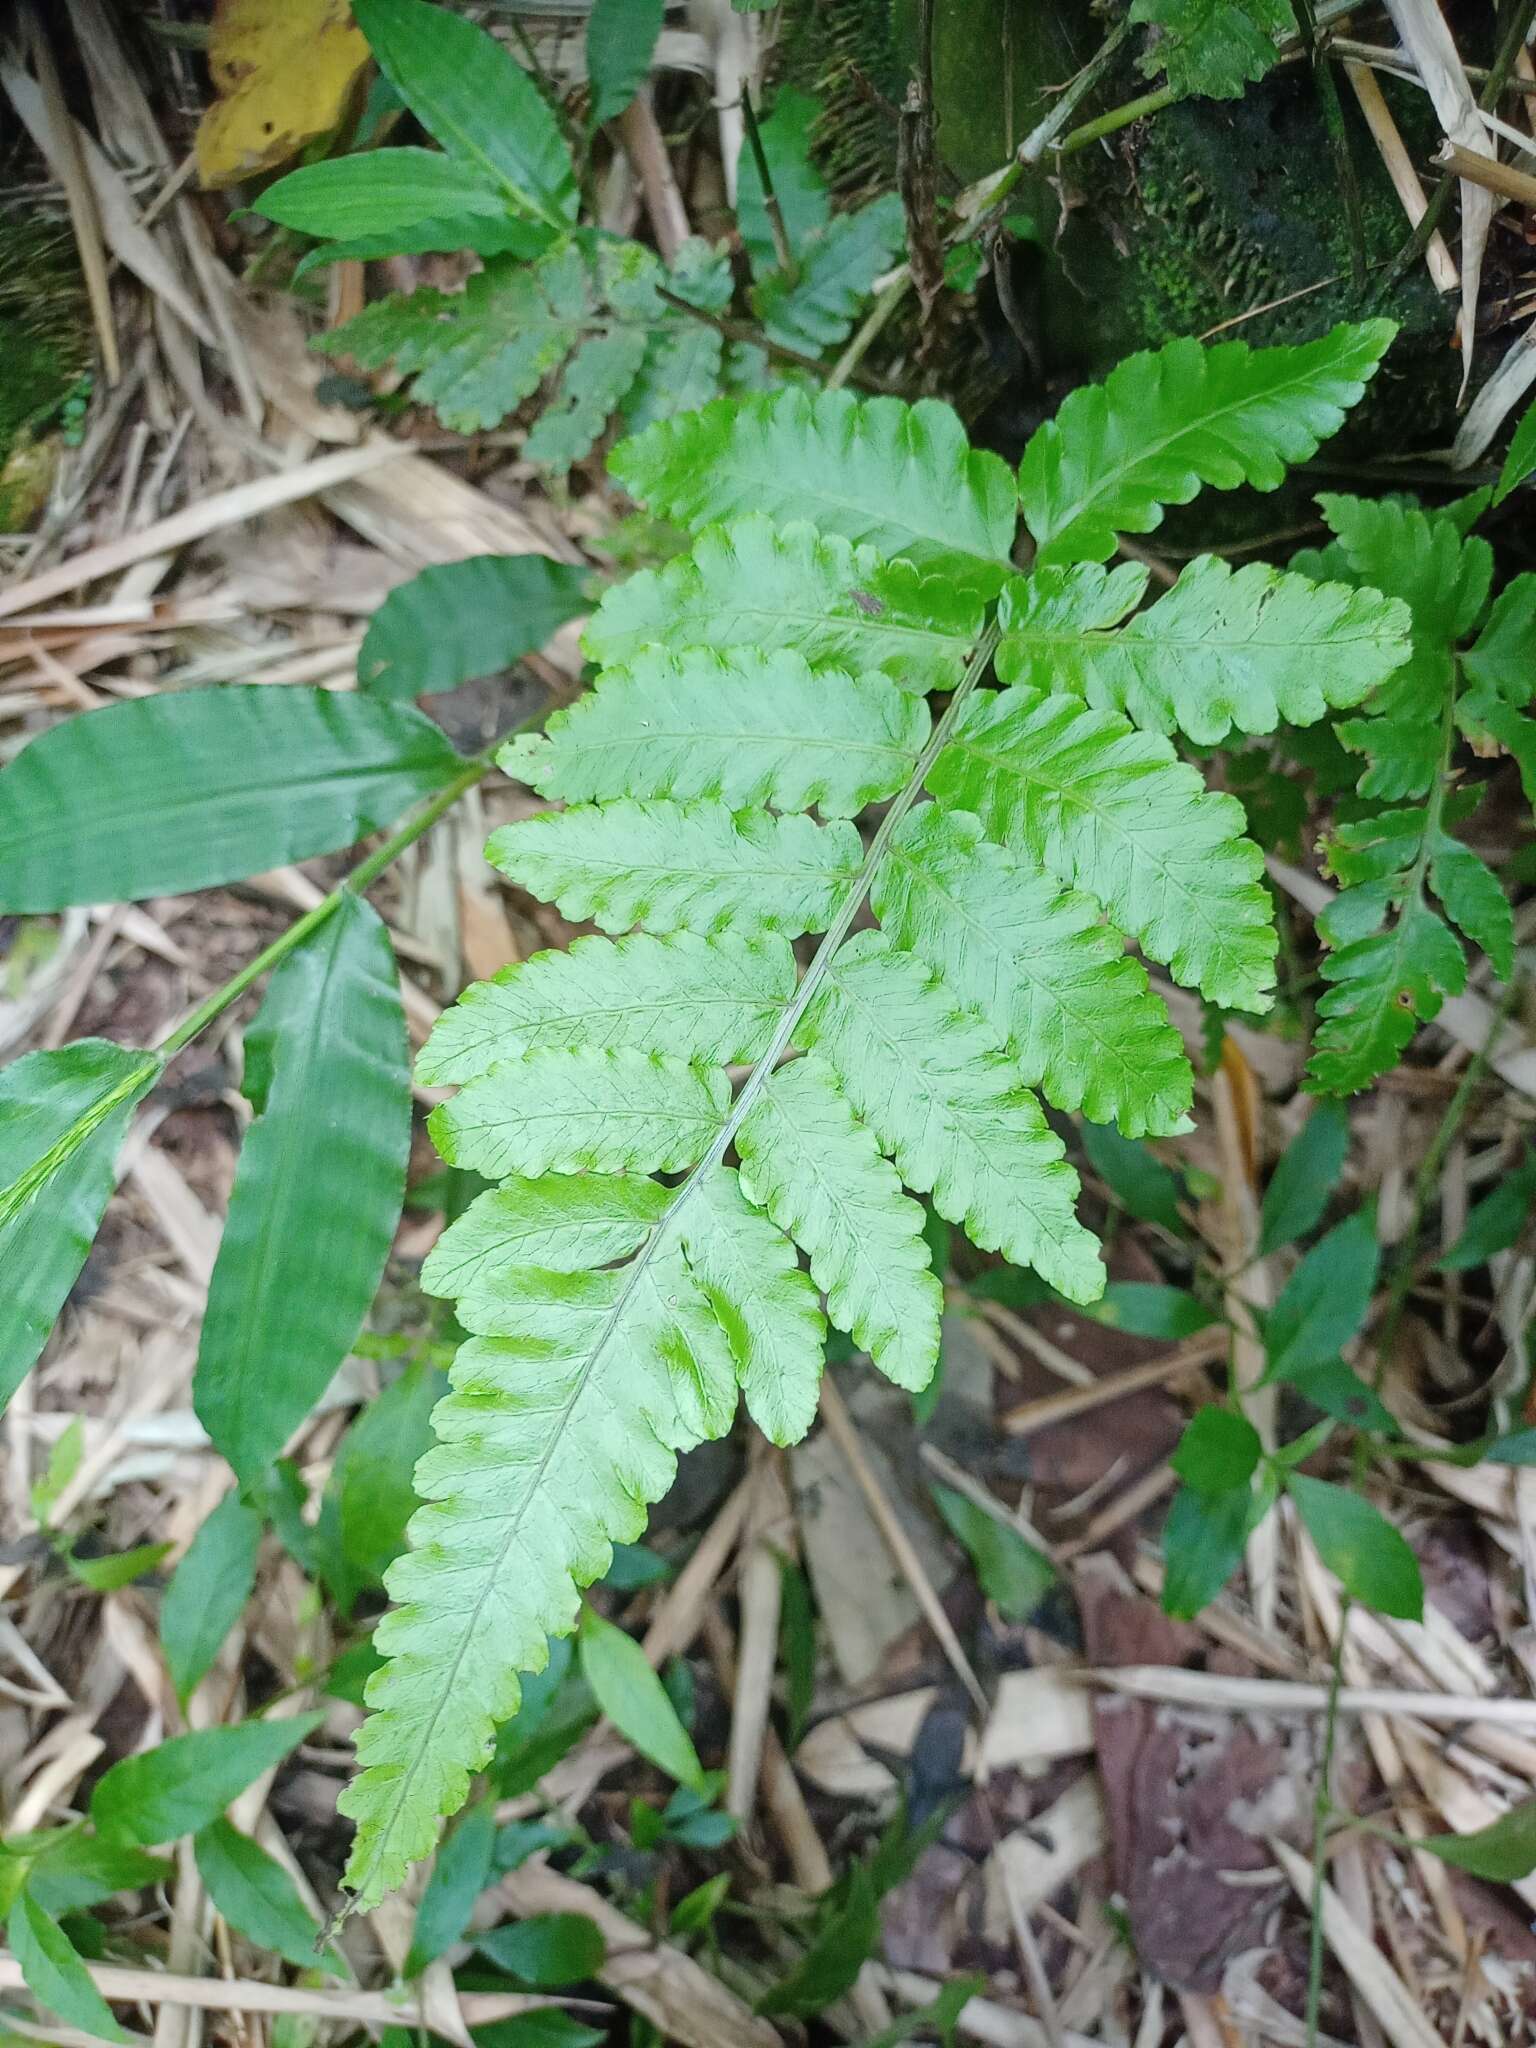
[577,1606,706,1791]
[66,1543,173,1593]
[194,1819,342,1974]
[476,1913,606,1988]
[160,1490,262,1708]
[1081,1283,1219,1339]
[1080,1122,1185,1232]
[1263,1206,1379,1380]
[90,1714,323,1846]
[31,1418,84,1527]
[8,1893,132,2043]
[405,1797,496,1976]
[1286,1474,1423,1619]
[25,1836,169,1916]
[1281,1356,1395,1434]
[758,1867,880,2018]
[358,555,592,700]
[1171,1408,1262,1494]
[857,1974,988,2048]
[1259,1099,1349,1253]
[670,1871,731,1935]
[931,1482,1056,1620]
[1409,1799,1536,1881]
[1162,1481,1258,1617]
[1439,1153,1536,1270]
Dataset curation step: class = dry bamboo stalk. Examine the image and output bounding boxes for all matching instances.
[726,1441,791,1826]
[1271,1839,1447,2048]
[0,1959,581,2030]
[817,1376,988,1715]
[1092,1664,1536,1725]
[1346,62,1459,290]
[1434,138,1536,206]
[0,444,408,621]
[1001,1326,1227,1438]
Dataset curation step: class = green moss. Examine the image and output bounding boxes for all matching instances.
[0,210,89,489]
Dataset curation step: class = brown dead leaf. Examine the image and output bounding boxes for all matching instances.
[197,0,369,190]
[1079,1562,1315,1994]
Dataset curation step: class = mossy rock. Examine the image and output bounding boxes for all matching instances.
[778,0,1458,456]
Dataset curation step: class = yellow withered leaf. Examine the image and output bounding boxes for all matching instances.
[197,0,371,190]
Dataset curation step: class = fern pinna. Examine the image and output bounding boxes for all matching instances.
[339,319,1412,1904]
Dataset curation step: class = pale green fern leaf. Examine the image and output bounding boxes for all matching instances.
[1312,888,1466,1095]
[1018,319,1395,566]
[505,648,930,816]
[417,930,795,1085]
[873,805,1194,1137]
[927,687,1275,1010]
[609,387,1019,573]
[420,1173,672,1299]
[1300,496,1493,800]
[320,235,729,465]
[999,556,1413,743]
[583,516,983,691]
[487,800,863,936]
[677,1167,826,1443]
[427,1047,729,1178]
[751,194,906,352]
[801,932,1105,1304]
[1130,0,1290,99]
[737,1057,943,1392]
[341,1236,734,1908]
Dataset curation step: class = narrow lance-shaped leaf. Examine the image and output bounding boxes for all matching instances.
[583,515,984,691]
[998,556,1413,745]
[873,804,1193,1137]
[160,1489,262,1707]
[488,799,863,940]
[351,0,577,225]
[254,149,509,238]
[0,687,465,912]
[509,646,930,817]
[419,929,794,1086]
[359,554,592,700]
[928,685,1276,1012]
[610,386,1019,576]
[0,1043,159,1409]
[1019,319,1396,566]
[801,932,1105,1305]
[7,1894,129,2045]
[92,1714,324,1846]
[194,895,412,1485]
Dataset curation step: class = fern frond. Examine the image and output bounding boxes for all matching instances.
[428,1047,729,1178]
[1300,496,1494,800]
[676,1167,826,1443]
[342,1224,737,1906]
[927,687,1275,1010]
[417,930,795,1085]
[609,388,1019,573]
[420,1173,672,1299]
[487,800,864,936]
[873,806,1194,1136]
[583,516,984,690]
[340,354,1399,1903]
[320,235,732,465]
[737,1057,943,1392]
[751,194,906,352]
[505,648,930,816]
[801,932,1105,1303]
[999,557,1413,744]
[1018,319,1396,566]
